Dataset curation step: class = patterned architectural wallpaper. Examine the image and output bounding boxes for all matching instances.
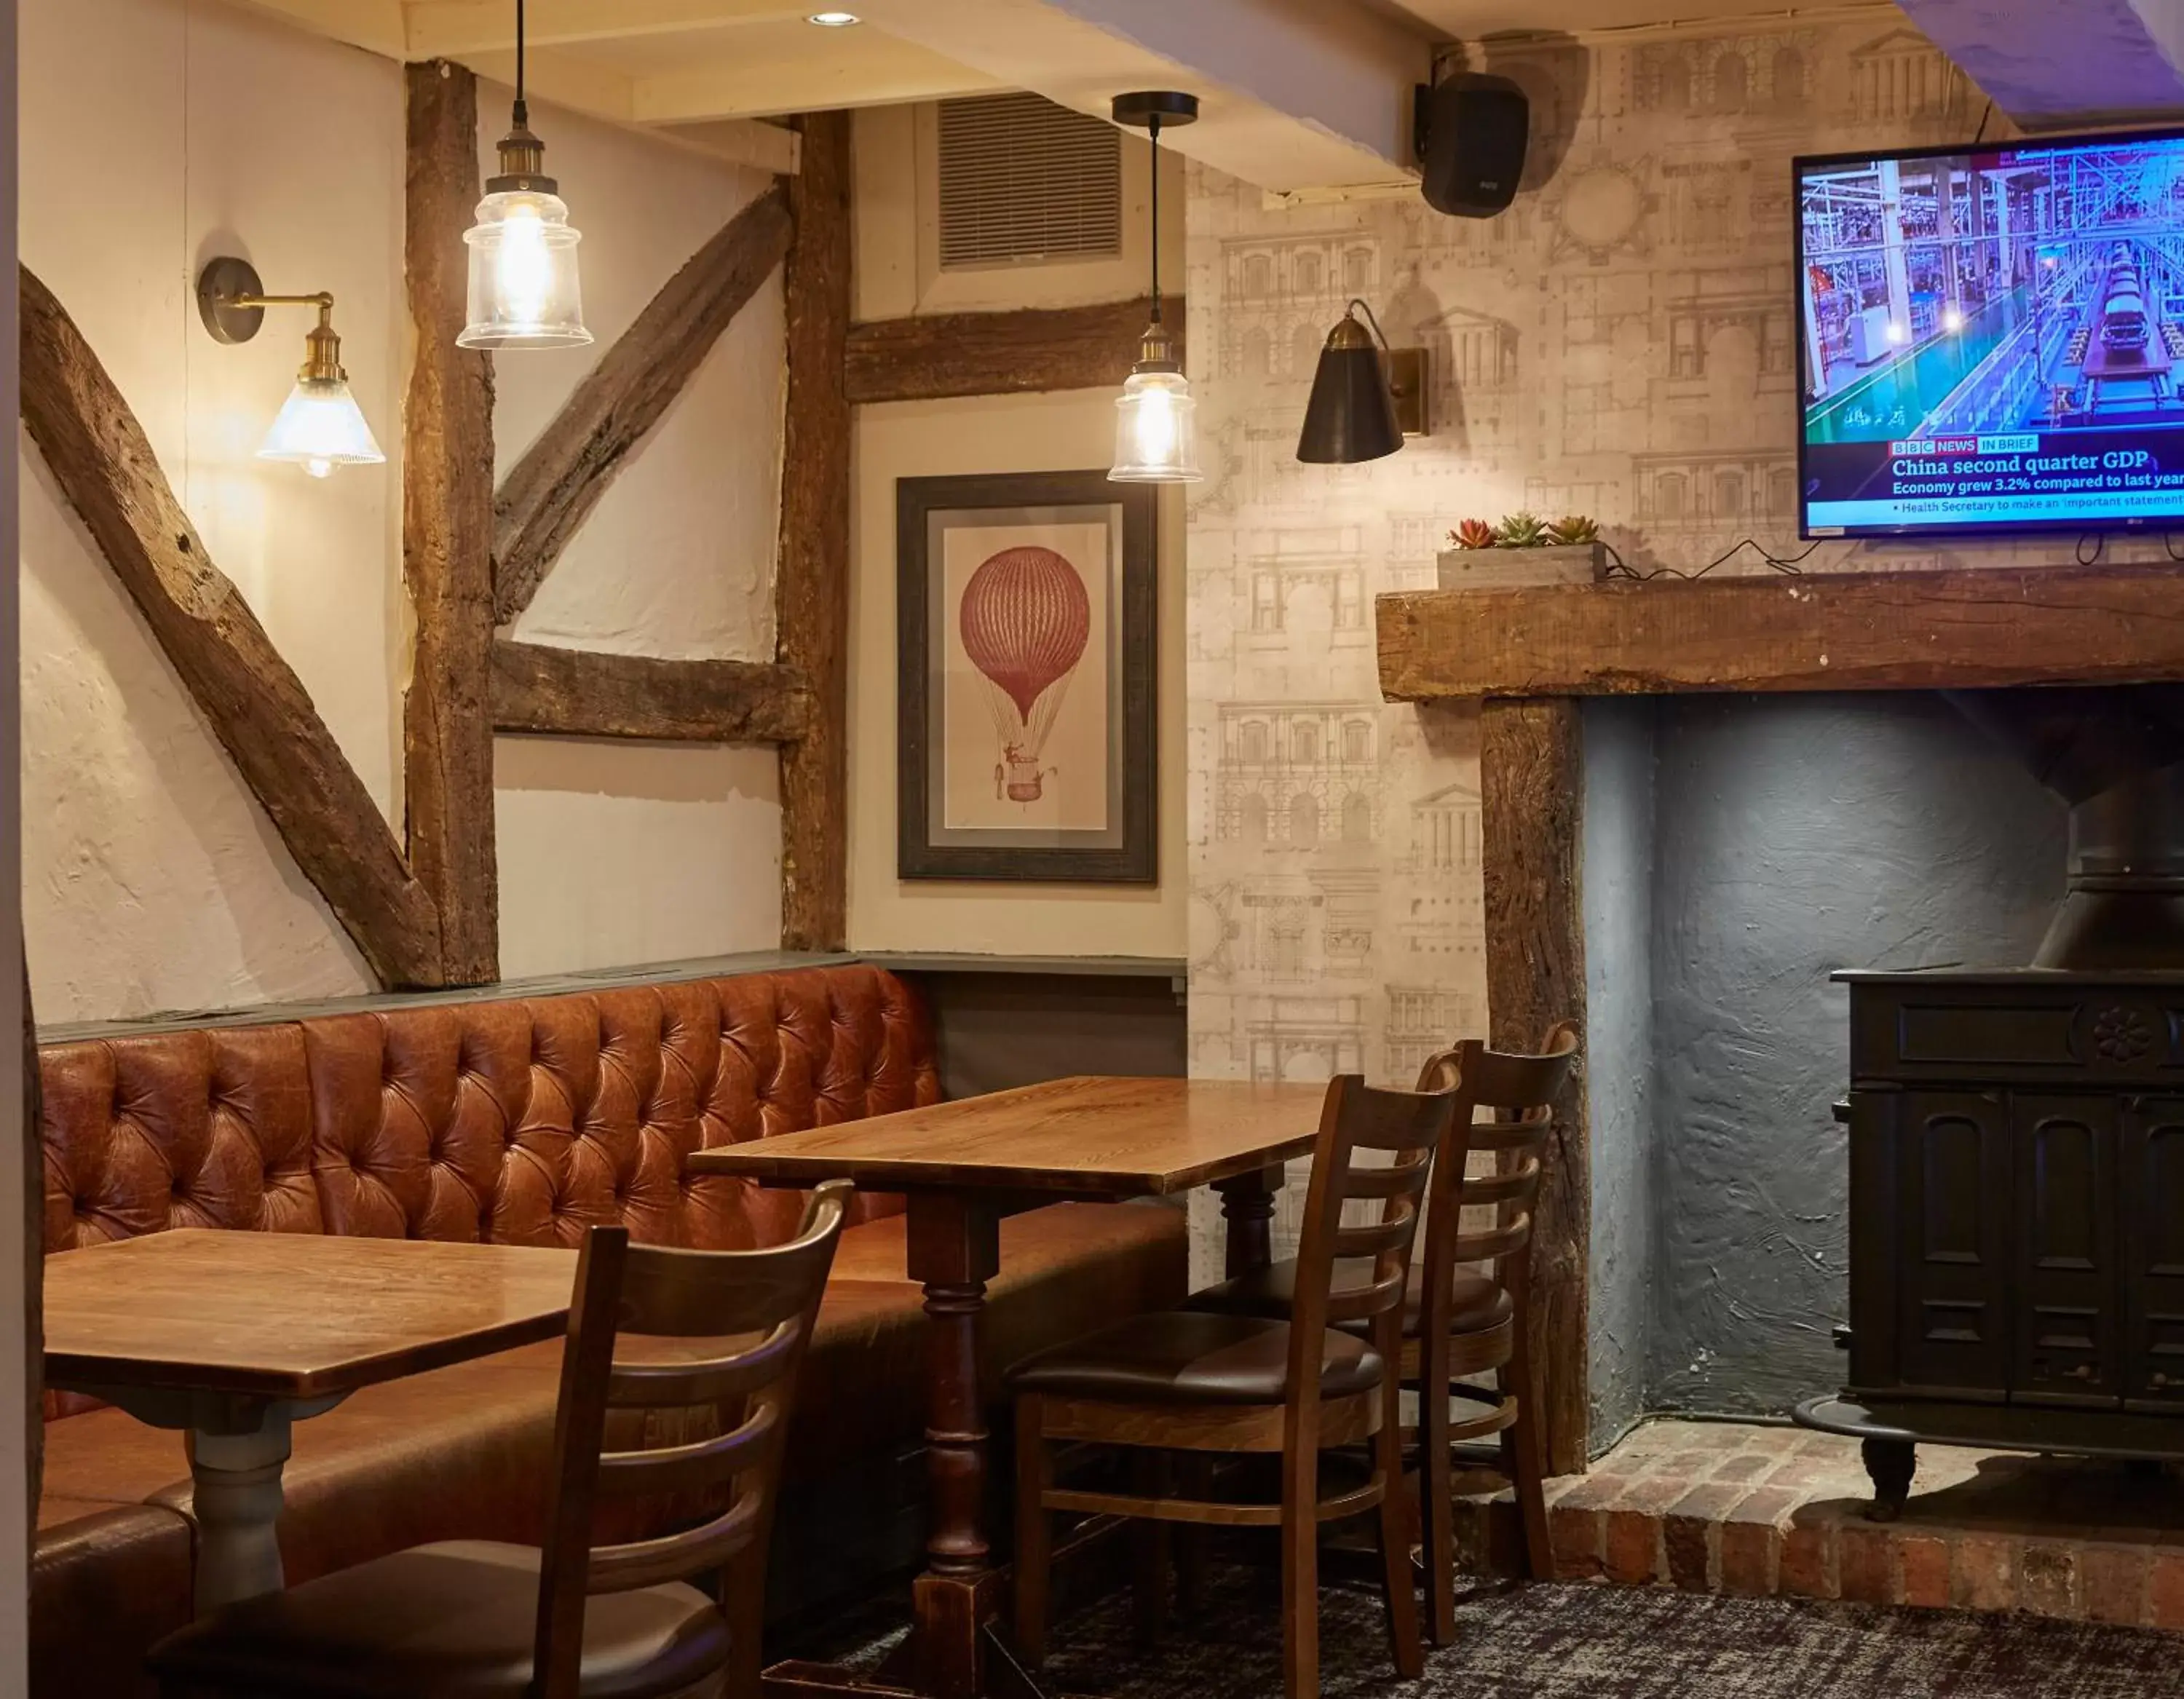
[1179,17,2119,1293]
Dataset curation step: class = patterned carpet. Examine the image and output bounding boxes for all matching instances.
[803,1564,2182,1699]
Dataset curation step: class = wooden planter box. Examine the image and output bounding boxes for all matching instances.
[1436,542,1607,590]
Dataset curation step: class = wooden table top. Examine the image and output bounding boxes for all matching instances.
[44,1229,577,1402]
[687,1075,1326,1195]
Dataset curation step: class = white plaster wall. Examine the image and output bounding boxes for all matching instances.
[491,88,788,977]
[20,0,397,1021]
[494,738,780,981]
[845,102,1188,959]
[496,92,786,661]
[18,0,791,1021]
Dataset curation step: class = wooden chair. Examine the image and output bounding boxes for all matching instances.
[148,1180,855,1699]
[1406,1026,1578,1641]
[1008,1076,1452,1699]
[1187,1026,1578,1644]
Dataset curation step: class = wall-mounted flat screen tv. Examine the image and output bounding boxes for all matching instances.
[1797,127,2184,539]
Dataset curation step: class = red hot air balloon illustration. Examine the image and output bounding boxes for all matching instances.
[959,545,1091,804]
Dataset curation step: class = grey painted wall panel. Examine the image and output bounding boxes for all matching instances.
[1642,694,2065,1417]
[1582,699,1658,1448]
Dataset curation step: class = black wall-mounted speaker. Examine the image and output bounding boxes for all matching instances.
[1416,74,1530,218]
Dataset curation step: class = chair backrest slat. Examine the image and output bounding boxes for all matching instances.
[602,1322,799,1409]
[1456,1160,1539,1209]
[529,1179,852,1699]
[594,1398,779,1500]
[1324,1265,1409,1326]
[1338,1165,1424,1201]
[586,1496,761,1593]
[1330,1212,1415,1260]
[1283,1077,1452,1435]
[1448,1215,1530,1264]
[1466,1118,1555,1155]
[1412,1023,1578,1342]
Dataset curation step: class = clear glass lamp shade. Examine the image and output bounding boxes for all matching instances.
[257,378,386,480]
[1109,368,1202,483]
[458,189,592,350]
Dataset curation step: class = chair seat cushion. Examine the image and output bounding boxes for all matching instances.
[147,1540,727,1699]
[1185,1258,1513,1338]
[1006,1310,1382,1406]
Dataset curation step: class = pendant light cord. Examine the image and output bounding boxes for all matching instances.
[1149,114,1162,326]
[513,0,528,124]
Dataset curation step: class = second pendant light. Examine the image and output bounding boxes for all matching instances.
[459,0,593,350]
[1109,91,1201,485]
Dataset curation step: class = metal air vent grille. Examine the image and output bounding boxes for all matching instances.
[938,92,1123,269]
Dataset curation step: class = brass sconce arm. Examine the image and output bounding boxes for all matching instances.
[198,260,347,381]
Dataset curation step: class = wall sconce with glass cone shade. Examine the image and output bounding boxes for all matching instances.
[1297,299,1429,464]
[1109,91,1201,484]
[458,0,592,350]
[196,257,386,479]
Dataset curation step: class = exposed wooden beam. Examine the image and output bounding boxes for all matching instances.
[404,61,501,986]
[1479,697,1591,1478]
[846,297,1168,407]
[18,264,445,989]
[494,181,794,623]
[491,640,814,743]
[1377,564,2184,702]
[775,111,853,952]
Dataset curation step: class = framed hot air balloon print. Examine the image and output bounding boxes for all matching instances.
[896,470,1157,882]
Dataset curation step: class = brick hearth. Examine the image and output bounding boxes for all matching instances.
[1451,1419,2184,1629]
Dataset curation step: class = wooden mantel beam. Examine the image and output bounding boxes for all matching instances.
[490,640,813,743]
[845,296,1172,408]
[1377,563,2184,702]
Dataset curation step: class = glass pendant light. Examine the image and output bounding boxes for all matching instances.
[458,0,593,350]
[1109,91,1201,484]
[196,257,386,480]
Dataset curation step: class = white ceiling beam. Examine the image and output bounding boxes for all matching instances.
[631,63,1005,126]
[625,30,1004,122]
[1043,0,1423,175]
[221,0,408,58]
[653,118,804,175]
[851,0,1432,190]
[464,44,638,120]
[1894,0,2184,126]
[403,0,812,58]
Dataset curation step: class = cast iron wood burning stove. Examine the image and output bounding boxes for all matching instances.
[1799,688,2184,1518]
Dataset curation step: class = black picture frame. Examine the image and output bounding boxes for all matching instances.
[896,470,1158,883]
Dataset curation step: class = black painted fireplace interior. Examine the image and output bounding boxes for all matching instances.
[1581,685,2184,1450]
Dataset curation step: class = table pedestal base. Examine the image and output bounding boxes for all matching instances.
[764,1172,1289,1699]
[77,1385,346,1615]
[187,1415,296,1612]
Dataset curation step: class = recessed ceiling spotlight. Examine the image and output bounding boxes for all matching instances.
[807,9,860,23]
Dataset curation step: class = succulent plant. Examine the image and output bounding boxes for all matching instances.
[1546,514,1599,546]
[1449,518,1498,550]
[1495,510,1548,548]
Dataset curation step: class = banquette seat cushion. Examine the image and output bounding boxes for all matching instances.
[31,965,1187,1698]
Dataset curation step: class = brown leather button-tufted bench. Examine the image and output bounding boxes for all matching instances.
[30,964,1186,1698]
